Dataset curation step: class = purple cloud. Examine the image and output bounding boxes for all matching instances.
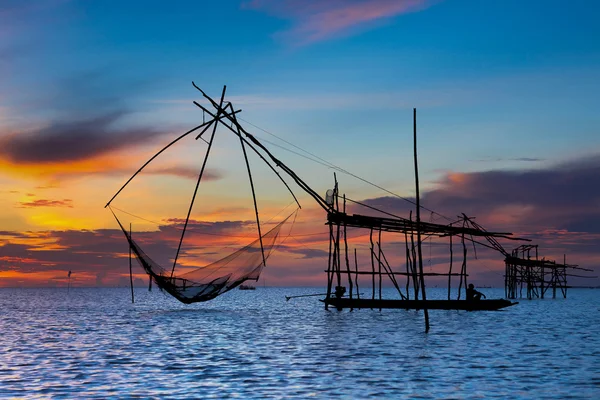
[243,0,435,45]
[0,111,165,164]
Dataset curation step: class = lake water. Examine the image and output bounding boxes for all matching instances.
[0,287,599,399]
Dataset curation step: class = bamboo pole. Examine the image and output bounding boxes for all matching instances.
[404,230,410,300]
[171,86,227,278]
[378,229,383,306]
[129,223,134,304]
[447,234,453,300]
[325,222,334,310]
[563,254,567,298]
[235,113,266,270]
[413,108,429,333]
[410,213,419,299]
[370,229,375,305]
[343,195,353,304]
[334,181,342,291]
[457,232,467,300]
[377,247,406,299]
[354,248,360,300]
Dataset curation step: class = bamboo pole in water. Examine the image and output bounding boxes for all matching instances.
[378,229,383,308]
[130,223,134,304]
[404,230,411,300]
[354,248,360,300]
[413,108,430,333]
[370,229,375,307]
[343,195,353,306]
[448,234,453,301]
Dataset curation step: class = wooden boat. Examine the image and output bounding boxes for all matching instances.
[322,298,517,311]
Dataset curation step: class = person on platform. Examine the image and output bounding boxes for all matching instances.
[466,283,486,301]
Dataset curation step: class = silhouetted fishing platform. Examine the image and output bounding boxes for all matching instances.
[107,84,592,332]
[315,108,533,333]
[322,298,517,311]
[505,245,594,300]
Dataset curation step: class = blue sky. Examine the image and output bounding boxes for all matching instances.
[4,1,599,176]
[1,0,599,287]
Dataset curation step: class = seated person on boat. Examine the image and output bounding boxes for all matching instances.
[466,284,486,301]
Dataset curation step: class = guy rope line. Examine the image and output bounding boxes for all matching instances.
[238,116,453,223]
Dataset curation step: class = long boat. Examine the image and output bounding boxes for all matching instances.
[322,298,517,311]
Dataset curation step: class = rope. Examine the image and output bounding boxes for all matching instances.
[239,116,453,222]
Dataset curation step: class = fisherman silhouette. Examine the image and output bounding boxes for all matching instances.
[466,284,486,301]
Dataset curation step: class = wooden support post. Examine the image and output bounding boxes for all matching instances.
[379,246,406,300]
[334,180,342,291]
[370,228,375,305]
[325,222,334,310]
[540,248,545,299]
[457,232,467,300]
[404,230,410,300]
[354,248,360,300]
[409,212,419,300]
[563,254,567,298]
[448,234,453,300]
[378,229,383,307]
[413,108,429,333]
[129,223,134,304]
[343,195,353,307]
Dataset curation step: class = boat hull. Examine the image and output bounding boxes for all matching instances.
[322,298,517,311]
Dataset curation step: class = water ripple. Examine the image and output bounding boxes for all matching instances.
[0,287,599,398]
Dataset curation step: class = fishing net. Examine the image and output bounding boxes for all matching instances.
[105,85,313,304]
[113,210,294,304]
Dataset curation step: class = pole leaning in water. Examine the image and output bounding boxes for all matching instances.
[129,223,134,304]
[413,108,430,333]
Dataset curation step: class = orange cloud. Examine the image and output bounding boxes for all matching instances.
[0,269,73,287]
[17,198,73,208]
[0,152,125,179]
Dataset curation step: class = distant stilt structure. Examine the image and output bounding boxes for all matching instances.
[504,245,594,299]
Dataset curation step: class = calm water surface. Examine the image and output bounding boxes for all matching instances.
[0,287,599,399]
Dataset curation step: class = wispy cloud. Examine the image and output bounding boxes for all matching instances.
[0,111,164,164]
[359,153,600,270]
[469,157,545,163]
[153,87,466,112]
[243,0,436,45]
[0,69,182,180]
[146,166,223,181]
[18,198,73,208]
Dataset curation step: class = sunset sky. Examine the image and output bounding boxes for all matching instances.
[1,0,599,289]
